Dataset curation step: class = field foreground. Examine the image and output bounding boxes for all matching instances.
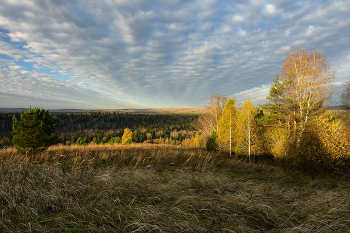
[1,145,350,232]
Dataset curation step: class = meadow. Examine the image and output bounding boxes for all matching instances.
[1,144,350,232]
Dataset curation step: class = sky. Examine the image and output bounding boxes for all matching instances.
[0,0,349,109]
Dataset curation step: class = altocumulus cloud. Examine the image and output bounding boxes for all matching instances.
[0,0,349,109]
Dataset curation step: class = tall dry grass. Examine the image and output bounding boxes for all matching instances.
[0,144,218,172]
[1,144,350,232]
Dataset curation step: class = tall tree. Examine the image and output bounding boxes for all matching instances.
[217,99,238,156]
[260,74,294,130]
[197,93,227,137]
[237,100,259,162]
[259,74,294,156]
[12,107,57,153]
[282,48,334,141]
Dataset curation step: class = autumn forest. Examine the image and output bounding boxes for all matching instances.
[1,48,350,176]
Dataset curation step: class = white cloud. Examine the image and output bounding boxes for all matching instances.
[8,65,21,70]
[263,4,276,17]
[237,29,247,37]
[232,15,244,23]
[233,84,271,105]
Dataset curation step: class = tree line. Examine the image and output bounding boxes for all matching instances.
[8,106,203,153]
[0,112,199,148]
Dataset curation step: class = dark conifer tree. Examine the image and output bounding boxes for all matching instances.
[12,107,57,153]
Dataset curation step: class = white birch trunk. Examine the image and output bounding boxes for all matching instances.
[229,109,232,157]
[248,110,251,163]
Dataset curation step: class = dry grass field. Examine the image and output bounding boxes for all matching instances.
[1,144,350,232]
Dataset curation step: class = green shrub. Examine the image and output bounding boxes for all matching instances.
[206,131,219,151]
[76,137,86,146]
[124,139,132,145]
[0,137,10,149]
[109,137,121,145]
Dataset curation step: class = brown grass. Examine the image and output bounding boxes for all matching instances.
[0,144,350,232]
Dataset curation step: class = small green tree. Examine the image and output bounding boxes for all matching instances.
[12,107,57,153]
[76,137,86,146]
[206,130,219,151]
[109,137,121,145]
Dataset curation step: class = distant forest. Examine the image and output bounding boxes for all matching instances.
[0,112,199,147]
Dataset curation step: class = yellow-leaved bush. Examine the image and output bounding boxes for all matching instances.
[181,138,194,148]
[283,116,349,176]
[181,134,202,148]
[311,117,348,173]
[122,128,133,145]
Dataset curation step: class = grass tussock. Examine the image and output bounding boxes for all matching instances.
[0,144,350,232]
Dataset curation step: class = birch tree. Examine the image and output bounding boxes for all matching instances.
[281,49,334,142]
[237,100,258,162]
[197,93,227,137]
[218,99,238,156]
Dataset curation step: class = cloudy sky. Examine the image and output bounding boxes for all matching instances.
[0,0,349,109]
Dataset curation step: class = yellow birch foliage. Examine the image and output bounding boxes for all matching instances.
[285,117,349,175]
[181,138,193,148]
[236,100,259,159]
[281,49,334,139]
[312,117,347,160]
[218,99,238,153]
[122,128,133,144]
[181,134,202,148]
[194,133,202,148]
[267,128,288,158]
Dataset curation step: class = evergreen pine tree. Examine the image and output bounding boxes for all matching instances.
[206,130,219,152]
[12,107,57,153]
